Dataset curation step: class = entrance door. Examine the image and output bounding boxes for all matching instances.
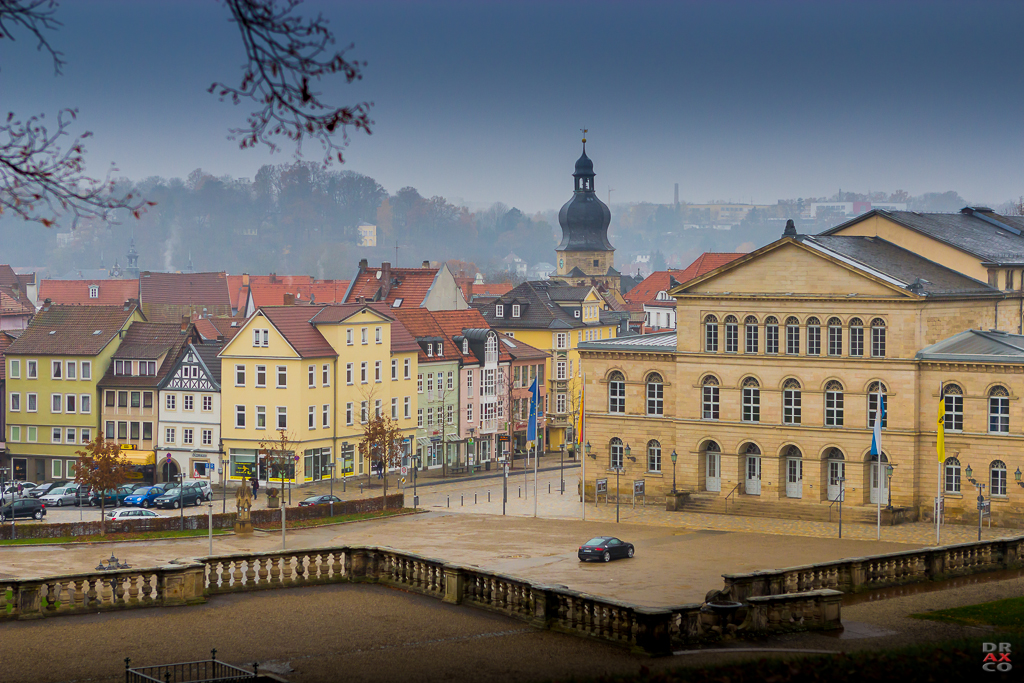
[705,451,721,492]
[870,462,889,505]
[786,458,803,498]
[828,460,845,501]
[745,456,761,495]
[12,458,27,481]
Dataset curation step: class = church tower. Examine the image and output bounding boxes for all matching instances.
[552,134,618,291]
[125,236,140,279]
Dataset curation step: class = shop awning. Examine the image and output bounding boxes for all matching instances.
[122,450,156,466]
[416,437,432,446]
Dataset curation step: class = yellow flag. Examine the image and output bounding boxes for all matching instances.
[937,390,946,463]
[576,367,585,446]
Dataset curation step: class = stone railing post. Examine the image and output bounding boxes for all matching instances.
[847,559,866,592]
[348,549,371,582]
[818,589,842,629]
[632,607,673,656]
[925,547,945,579]
[160,564,208,607]
[443,565,465,605]
[530,585,559,629]
[16,581,43,620]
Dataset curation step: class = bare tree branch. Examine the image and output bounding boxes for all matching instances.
[0,0,64,74]
[212,0,373,165]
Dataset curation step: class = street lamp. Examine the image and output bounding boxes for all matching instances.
[886,464,897,510]
[559,443,565,494]
[624,443,632,460]
[1016,467,1024,488]
[613,466,625,523]
[586,441,594,459]
[326,461,336,517]
[966,464,987,541]
[670,450,678,493]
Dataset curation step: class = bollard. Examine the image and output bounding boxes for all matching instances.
[447,495,450,507]
[488,491,491,503]
[475,493,477,504]
[548,483,551,494]
[518,487,521,498]
[461,495,464,506]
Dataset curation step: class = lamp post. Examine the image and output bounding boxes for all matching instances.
[670,450,678,494]
[886,463,897,511]
[613,466,624,523]
[837,476,846,538]
[559,443,565,494]
[412,454,420,510]
[966,464,987,542]
[327,461,336,517]
[219,441,227,515]
[176,473,185,531]
[290,454,299,505]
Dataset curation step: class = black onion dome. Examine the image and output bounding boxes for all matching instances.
[557,146,613,252]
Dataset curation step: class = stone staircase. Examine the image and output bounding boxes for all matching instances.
[677,491,897,524]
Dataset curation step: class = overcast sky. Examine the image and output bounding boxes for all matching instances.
[4,0,1024,212]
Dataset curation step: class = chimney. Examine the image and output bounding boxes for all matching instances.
[358,258,368,271]
[241,273,250,286]
[783,219,797,237]
[283,293,296,305]
[180,315,189,333]
[357,296,366,305]
[122,299,130,312]
[422,260,430,269]
[381,262,392,298]
[270,273,278,284]
[42,298,52,312]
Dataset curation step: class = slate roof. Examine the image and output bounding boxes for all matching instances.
[823,208,1024,265]
[257,306,335,358]
[99,322,196,387]
[578,331,677,352]
[474,281,593,330]
[344,266,440,307]
[499,334,549,362]
[798,235,999,297]
[139,271,231,306]
[5,303,139,356]
[38,278,140,306]
[193,342,224,385]
[916,329,1024,363]
[545,286,594,301]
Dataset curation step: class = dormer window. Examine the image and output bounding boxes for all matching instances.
[462,339,469,354]
[437,342,443,356]
[574,309,580,318]
[512,304,520,318]
[495,304,504,317]
[426,344,433,357]
[89,285,99,299]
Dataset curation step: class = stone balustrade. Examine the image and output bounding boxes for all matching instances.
[723,534,1024,601]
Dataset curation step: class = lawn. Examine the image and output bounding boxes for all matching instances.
[912,595,1024,630]
[252,507,413,531]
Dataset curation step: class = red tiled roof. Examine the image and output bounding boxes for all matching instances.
[0,330,16,380]
[0,286,34,317]
[38,278,140,306]
[193,316,244,341]
[139,271,231,306]
[344,265,439,307]
[307,302,395,325]
[99,322,197,388]
[458,281,514,301]
[499,334,549,362]
[389,308,457,362]
[624,254,745,304]
[257,305,335,358]
[6,303,139,356]
[389,320,421,354]
[431,309,514,362]
[248,280,350,307]
[0,265,19,288]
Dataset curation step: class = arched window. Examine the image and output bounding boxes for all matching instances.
[705,441,721,453]
[991,460,1007,496]
[828,447,845,461]
[610,437,623,470]
[849,318,864,357]
[744,316,759,354]
[785,445,802,458]
[825,380,844,427]
[701,375,719,420]
[944,457,961,494]
[785,316,800,355]
[943,384,963,431]
[765,316,779,354]
[742,377,760,422]
[989,386,1009,434]
[744,443,761,455]
[870,318,886,357]
[485,333,498,365]
[806,316,821,355]
[724,315,739,353]
[868,381,888,429]
[827,317,843,356]
[646,373,664,416]
[704,315,719,352]
[783,378,801,425]
[647,440,662,473]
[608,371,625,414]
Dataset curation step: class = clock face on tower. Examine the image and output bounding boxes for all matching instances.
[559,258,564,269]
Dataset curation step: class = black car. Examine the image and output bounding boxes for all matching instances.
[154,483,205,509]
[0,498,46,522]
[29,481,69,499]
[578,536,634,562]
[298,494,342,507]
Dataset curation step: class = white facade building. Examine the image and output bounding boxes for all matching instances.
[157,343,223,484]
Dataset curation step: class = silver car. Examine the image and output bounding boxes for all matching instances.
[0,482,37,501]
[39,486,82,507]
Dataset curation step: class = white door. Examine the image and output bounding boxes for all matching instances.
[870,463,888,504]
[745,456,761,495]
[827,461,845,502]
[705,452,721,492]
[786,458,803,498]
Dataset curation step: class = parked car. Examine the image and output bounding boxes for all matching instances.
[28,481,68,498]
[0,498,46,521]
[181,479,213,501]
[577,536,635,562]
[298,494,342,507]
[39,486,82,507]
[88,485,136,508]
[123,486,169,508]
[0,482,37,501]
[153,483,205,509]
[108,508,161,522]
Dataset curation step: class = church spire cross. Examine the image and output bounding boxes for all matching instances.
[580,127,588,151]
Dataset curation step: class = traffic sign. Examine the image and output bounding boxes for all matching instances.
[401,466,408,476]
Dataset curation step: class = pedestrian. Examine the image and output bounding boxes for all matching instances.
[377,461,383,480]
[16,482,23,496]
[250,475,259,500]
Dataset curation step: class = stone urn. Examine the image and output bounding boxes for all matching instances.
[266,490,280,509]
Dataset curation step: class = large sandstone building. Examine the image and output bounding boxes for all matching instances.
[580,208,1024,527]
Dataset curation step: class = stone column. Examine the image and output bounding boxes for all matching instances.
[443,566,465,605]
[631,607,673,657]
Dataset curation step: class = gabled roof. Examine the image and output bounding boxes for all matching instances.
[344,265,441,307]
[0,286,34,317]
[389,320,421,354]
[256,306,335,358]
[139,271,231,307]
[432,309,514,364]
[99,322,197,387]
[0,330,17,380]
[625,255,745,304]
[193,316,244,342]
[38,278,140,306]
[6,303,140,356]
[475,281,598,329]
[916,329,1024,363]
[307,302,395,325]
[822,208,1024,265]
[193,342,224,386]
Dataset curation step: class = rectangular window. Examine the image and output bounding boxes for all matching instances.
[10,393,20,411]
[375,360,382,382]
[417,373,423,393]
[323,404,330,428]
[347,363,354,385]
[556,393,566,413]
[512,304,520,318]
[52,360,62,379]
[702,385,719,420]
[705,321,718,352]
[347,328,353,345]
[466,404,473,423]
[117,421,128,439]
[360,362,367,384]
[466,370,473,397]
[825,390,844,427]
[725,321,738,353]
[828,324,843,356]
[990,395,1010,433]
[446,403,454,424]
[9,359,20,379]
[202,429,213,446]
[427,375,434,399]
[183,428,193,445]
[51,393,62,413]
[235,364,246,386]
[202,395,212,411]
[255,405,265,429]
[404,396,411,419]
[308,405,316,429]
[253,329,260,347]
[360,401,368,424]
[555,332,568,350]
[850,324,864,357]
[166,428,176,444]
[375,326,382,344]
[404,358,411,379]
[807,323,821,355]
[556,360,566,380]
[81,394,91,413]
[9,426,20,442]
[106,421,115,439]
[745,322,758,354]
[80,428,90,444]
[786,323,800,355]
[868,393,888,428]
[66,393,76,413]
[143,392,153,409]
[323,364,330,386]
[427,407,434,426]
[346,403,353,426]
[277,366,287,388]
[361,327,368,345]
[165,394,176,410]
[417,408,424,428]
[81,361,91,380]
[105,390,115,407]
[63,427,74,444]
[66,361,77,380]
[871,325,886,358]
[27,359,37,379]
[944,394,963,431]
[130,391,140,408]
[235,405,246,428]
[392,359,398,380]
[766,322,779,354]
[742,387,760,422]
[391,397,398,419]
[783,388,801,425]
[52,459,63,480]
[256,365,266,388]
[308,365,316,388]
[374,399,381,418]
[27,393,37,412]
[142,422,152,440]
[277,406,287,429]
[27,426,37,442]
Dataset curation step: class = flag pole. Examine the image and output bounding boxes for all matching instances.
[937,381,943,546]
[875,390,881,541]
[533,440,538,518]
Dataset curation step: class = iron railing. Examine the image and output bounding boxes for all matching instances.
[125,650,256,683]
[723,481,743,514]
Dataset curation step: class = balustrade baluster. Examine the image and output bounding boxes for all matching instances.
[269,557,282,585]
[332,551,344,579]
[127,575,140,605]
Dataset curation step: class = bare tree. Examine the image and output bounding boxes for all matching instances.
[258,428,296,506]
[360,412,403,511]
[74,435,129,536]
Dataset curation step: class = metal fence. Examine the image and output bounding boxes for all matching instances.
[125,651,256,683]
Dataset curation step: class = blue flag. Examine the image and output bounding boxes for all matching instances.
[526,377,538,442]
[870,392,885,455]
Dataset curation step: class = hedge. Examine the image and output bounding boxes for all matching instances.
[0,493,404,540]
